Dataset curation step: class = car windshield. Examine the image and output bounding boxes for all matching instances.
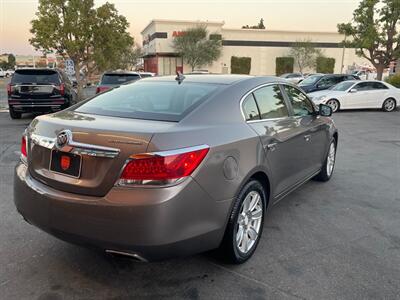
[75,81,220,122]
[101,74,140,85]
[11,69,60,84]
[330,81,355,91]
[299,75,322,86]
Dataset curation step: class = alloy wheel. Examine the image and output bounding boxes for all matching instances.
[326,100,339,113]
[384,99,396,112]
[236,191,263,254]
[326,142,336,177]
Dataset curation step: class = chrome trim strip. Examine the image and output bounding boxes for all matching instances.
[152,144,209,157]
[105,250,148,262]
[30,133,120,158]
[12,104,63,107]
[239,81,300,123]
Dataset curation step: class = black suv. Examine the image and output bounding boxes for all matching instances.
[7,68,77,119]
[298,74,360,93]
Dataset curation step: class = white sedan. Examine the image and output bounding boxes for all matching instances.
[308,80,399,112]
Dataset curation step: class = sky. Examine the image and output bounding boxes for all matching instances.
[0,0,361,55]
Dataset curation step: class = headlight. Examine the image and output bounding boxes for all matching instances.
[314,95,327,102]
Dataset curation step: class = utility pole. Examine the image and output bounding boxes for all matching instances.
[340,36,346,74]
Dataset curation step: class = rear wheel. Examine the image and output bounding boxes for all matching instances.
[219,180,266,264]
[314,140,336,182]
[326,99,340,113]
[9,107,21,119]
[382,98,396,112]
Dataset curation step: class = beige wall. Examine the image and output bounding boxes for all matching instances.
[142,20,371,75]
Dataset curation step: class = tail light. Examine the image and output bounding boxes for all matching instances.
[58,83,65,96]
[21,135,28,163]
[7,83,12,96]
[96,86,109,94]
[117,145,209,186]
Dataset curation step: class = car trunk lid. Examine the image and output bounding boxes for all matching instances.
[27,110,175,197]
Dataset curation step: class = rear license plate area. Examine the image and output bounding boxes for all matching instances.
[49,150,82,178]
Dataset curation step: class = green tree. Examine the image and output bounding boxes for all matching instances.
[8,54,16,69]
[30,0,134,99]
[242,18,266,29]
[289,39,322,73]
[172,25,222,71]
[338,0,400,80]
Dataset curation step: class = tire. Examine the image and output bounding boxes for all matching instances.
[9,107,21,119]
[219,180,267,264]
[326,99,340,113]
[382,98,396,112]
[314,139,336,182]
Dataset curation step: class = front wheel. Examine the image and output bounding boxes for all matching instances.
[382,98,396,112]
[326,99,340,113]
[314,140,336,182]
[219,180,266,264]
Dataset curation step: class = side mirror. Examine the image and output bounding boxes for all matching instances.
[349,88,358,93]
[319,104,333,117]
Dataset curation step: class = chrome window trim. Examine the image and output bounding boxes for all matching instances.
[240,82,293,123]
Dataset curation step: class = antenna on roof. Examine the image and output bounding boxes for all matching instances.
[175,71,185,84]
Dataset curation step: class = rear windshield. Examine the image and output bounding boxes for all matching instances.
[299,75,322,86]
[75,81,220,122]
[101,73,140,85]
[12,69,60,84]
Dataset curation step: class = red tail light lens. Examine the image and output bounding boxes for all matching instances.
[7,83,12,96]
[58,83,65,96]
[96,86,109,94]
[118,145,209,186]
[21,135,27,159]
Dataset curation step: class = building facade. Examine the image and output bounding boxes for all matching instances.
[141,19,370,76]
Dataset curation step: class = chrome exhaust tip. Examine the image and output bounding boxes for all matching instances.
[105,249,148,262]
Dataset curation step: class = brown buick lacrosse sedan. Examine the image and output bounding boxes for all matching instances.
[14,75,337,263]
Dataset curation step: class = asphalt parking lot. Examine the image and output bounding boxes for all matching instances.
[0,92,399,299]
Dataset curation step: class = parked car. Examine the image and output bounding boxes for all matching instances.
[309,80,399,113]
[279,73,304,84]
[351,70,368,80]
[299,74,360,93]
[0,68,15,77]
[14,75,337,263]
[7,68,77,119]
[96,71,153,94]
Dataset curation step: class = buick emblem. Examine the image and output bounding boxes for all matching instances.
[56,130,72,149]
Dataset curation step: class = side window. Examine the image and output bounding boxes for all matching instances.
[318,76,337,88]
[355,82,374,91]
[253,85,289,119]
[283,85,314,117]
[242,94,260,121]
[372,82,388,90]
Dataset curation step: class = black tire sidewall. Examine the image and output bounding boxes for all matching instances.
[9,107,21,119]
[383,98,396,112]
[226,180,267,263]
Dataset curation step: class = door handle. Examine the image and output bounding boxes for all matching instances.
[304,134,311,142]
[265,142,277,151]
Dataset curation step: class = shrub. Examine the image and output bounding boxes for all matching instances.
[385,73,400,88]
[231,56,251,74]
[316,57,335,73]
[275,57,294,76]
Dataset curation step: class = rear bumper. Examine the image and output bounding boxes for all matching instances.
[14,162,232,261]
[9,99,68,112]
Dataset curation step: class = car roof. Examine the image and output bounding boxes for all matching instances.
[139,74,283,85]
[103,71,140,75]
